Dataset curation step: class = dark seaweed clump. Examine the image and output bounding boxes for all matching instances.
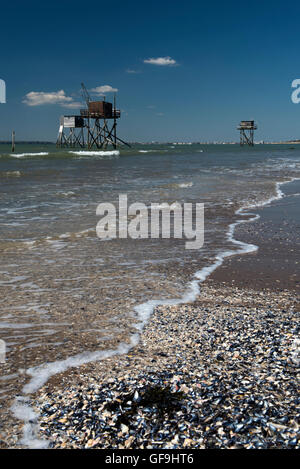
[105,384,184,426]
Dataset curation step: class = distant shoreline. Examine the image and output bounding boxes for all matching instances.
[0,141,300,145]
[0,141,55,145]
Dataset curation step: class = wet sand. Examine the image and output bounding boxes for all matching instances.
[210,192,300,293]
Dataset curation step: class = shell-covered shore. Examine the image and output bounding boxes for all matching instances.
[28,283,300,449]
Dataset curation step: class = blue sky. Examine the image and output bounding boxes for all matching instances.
[1,0,300,142]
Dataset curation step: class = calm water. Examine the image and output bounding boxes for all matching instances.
[0,143,300,400]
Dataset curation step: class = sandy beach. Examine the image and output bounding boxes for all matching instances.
[2,0,300,453]
[30,284,299,449]
[0,147,299,450]
[1,188,299,449]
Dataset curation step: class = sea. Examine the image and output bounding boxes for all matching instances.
[0,143,300,436]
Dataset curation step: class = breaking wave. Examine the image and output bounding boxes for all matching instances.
[10,152,49,158]
[0,170,22,177]
[68,150,120,156]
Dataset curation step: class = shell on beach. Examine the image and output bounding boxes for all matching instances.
[30,285,300,450]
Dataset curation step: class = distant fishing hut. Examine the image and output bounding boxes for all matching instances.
[237,120,257,146]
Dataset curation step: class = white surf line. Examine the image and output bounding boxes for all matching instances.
[10,152,49,158]
[10,176,300,449]
[68,150,120,156]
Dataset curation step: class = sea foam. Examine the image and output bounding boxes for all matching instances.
[68,150,120,156]
[10,176,300,449]
[10,152,49,158]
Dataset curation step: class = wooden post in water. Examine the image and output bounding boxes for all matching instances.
[113,93,117,149]
[11,131,15,152]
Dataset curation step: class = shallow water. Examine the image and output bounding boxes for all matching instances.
[1,143,300,407]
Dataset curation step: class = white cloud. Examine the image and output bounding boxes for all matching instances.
[126,69,141,74]
[143,56,177,66]
[90,85,118,95]
[23,90,80,107]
